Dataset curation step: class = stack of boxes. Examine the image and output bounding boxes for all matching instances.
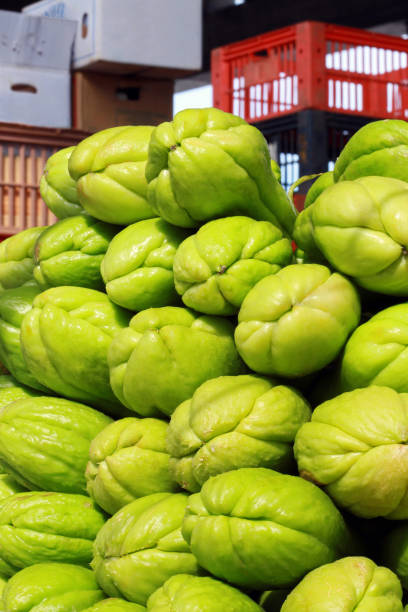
[1,0,203,131]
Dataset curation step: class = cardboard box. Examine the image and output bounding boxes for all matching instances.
[23,0,203,77]
[0,10,75,128]
[0,9,76,70]
[0,65,71,128]
[72,72,173,133]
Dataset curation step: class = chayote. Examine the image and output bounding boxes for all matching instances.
[101,218,188,311]
[280,556,403,611]
[20,287,131,415]
[0,476,25,504]
[3,563,104,611]
[68,126,156,225]
[145,108,296,233]
[182,467,354,590]
[172,216,293,315]
[108,306,244,417]
[92,492,199,605]
[0,375,40,410]
[40,146,83,219]
[33,215,117,290]
[339,303,408,393]
[147,574,262,611]
[167,374,311,492]
[0,227,45,290]
[304,171,334,208]
[0,286,48,391]
[84,601,145,611]
[270,159,281,183]
[0,396,111,494]
[334,119,408,183]
[308,176,408,295]
[235,264,361,377]
[0,491,105,576]
[294,386,408,519]
[86,417,179,515]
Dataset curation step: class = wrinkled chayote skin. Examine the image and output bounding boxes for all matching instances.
[0,396,111,494]
[68,126,156,225]
[0,375,40,410]
[92,492,199,605]
[167,375,311,492]
[86,417,179,515]
[182,467,354,590]
[33,215,118,290]
[101,219,188,311]
[108,306,244,418]
[235,264,361,377]
[0,492,105,577]
[306,176,408,295]
[0,286,48,391]
[147,574,262,611]
[334,119,408,183]
[84,601,145,611]
[145,108,296,234]
[40,146,83,219]
[294,386,408,519]
[173,216,293,316]
[3,563,104,611]
[339,303,408,393]
[280,556,403,611]
[20,287,131,415]
[0,227,45,290]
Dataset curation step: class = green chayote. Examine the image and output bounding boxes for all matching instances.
[147,574,262,611]
[20,287,131,415]
[173,216,293,315]
[0,375,40,410]
[334,119,408,183]
[0,286,47,391]
[0,227,45,290]
[382,523,408,590]
[0,396,111,494]
[40,146,83,219]
[0,492,105,576]
[33,215,117,290]
[182,467,354,590]
[295,386,408,518]
[304,176,408,295]
[68,126,156,225]
[92,493,199,605]
[0,475,25,504]
[145,108,296,233]
[235,264,361,377]
[108,306,244,418]
[101,218,188,311]
[339,303,408,393]
[84,601,145,611]
[167,375,311,492]
[86,417,179,515]
[3,563,104,611]
[281,556,403,611]
[304,171,334,208]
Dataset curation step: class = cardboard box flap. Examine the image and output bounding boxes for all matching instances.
[0,10,76,70]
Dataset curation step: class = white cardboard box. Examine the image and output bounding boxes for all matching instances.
[23,0,203,76]
[0,65,71,127]
[0,9,76,69]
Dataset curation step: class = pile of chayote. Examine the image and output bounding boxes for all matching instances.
[0,111,408,610]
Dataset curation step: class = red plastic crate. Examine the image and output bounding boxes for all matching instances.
[212,21,408,123]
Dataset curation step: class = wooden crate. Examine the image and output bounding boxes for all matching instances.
[0,122,89,237]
